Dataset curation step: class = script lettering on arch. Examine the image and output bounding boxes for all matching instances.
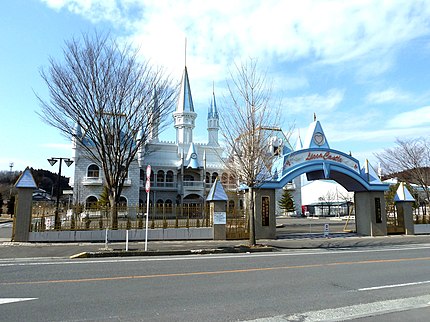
[283,150,360,173]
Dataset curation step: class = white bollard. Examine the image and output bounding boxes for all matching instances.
[105,228,108,249]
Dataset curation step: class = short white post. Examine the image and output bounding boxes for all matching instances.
[125,230,129,251]
[145,165,151,251]
[105,228,108,249]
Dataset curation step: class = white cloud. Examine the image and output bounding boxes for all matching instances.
[387,105,430,128]
[366,88,410,104]
[285,89,344,115]
[41,0,430,71]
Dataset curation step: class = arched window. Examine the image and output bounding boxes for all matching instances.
[155,199,164,215]
[87,164,100,178]
[228,200,235,213]
[85,196,98,209]
[205,172,210,183]
[221,173,228,185]
[239,199,244,210]
[150,170,154,183]
[118,196,127,208]
[211,172,218,183]
[157,170,165,183]
[166,170,174,182]
[165,199,173,214]
[229,174,236,185]
[140,169,145,181]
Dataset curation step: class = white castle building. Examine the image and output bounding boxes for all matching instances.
[72,64,301,216]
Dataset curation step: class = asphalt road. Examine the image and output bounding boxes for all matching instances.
[1,243,430,321]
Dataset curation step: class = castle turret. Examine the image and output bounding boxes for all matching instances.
[173,66,197,144]
[207,88,219,146]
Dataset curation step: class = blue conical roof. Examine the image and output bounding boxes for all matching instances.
[15,167,37,189]
[176,66,194,113]
[206,177,228,201]
[303,120,330,149]
[394,182,415,202]
[208,89,218,119]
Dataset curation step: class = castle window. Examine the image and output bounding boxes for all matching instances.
[87,164,100,178]
[85,196,98,209]
[166,171,174,182]
[118,196,127,208]
[228,200,235,213]
[157,170,165,183]
[229,174,236,185]
[211,172,218,183]
[221,173,228,185]
[165,199,173,214]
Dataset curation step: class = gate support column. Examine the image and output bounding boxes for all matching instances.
[206,178,228,240]
[355,191,387,236]
[254,189,276,239]
[13,168,38,242]
[394,182,416,235]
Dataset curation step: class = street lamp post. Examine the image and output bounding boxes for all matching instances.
[48,157,74,230]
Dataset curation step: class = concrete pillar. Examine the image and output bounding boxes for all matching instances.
[209,200,226,240]
[355,191,387,236]
[13,168,37,242]
[254,189,276,239]
[395,202,415,235]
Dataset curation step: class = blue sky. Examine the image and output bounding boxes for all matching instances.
[2,0,430,180]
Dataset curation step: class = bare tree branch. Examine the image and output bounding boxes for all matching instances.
[376,137,430,202]
[220,59,287,245]
[36,32,177,228]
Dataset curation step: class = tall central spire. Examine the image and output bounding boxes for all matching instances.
[173,42,197,144]
[176,66,195,113]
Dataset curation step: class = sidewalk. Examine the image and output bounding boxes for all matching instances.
[1,233,430,260]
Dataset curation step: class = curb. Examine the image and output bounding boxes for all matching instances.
[70,245,274,259]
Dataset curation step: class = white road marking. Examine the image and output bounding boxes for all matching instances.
[247,295,430,321]
[358,280,430,291]
[1,244,430,267]
[0,298,37,305]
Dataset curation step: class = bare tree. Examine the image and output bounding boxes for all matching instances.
[220,59,284,246]
[37,32,177,228]
[376,137,430,203]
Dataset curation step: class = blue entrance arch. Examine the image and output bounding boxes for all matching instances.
[253,119,390,237]
[262,148,388,193]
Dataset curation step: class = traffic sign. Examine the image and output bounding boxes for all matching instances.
[146,165,151,179]
[145,179,150,193]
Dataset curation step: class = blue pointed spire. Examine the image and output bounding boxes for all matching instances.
[177,66,194,113]
[208,83,218,119]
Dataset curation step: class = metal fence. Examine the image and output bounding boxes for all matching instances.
[30,203,211,232]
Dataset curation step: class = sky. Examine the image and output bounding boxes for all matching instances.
[2,0,430,180]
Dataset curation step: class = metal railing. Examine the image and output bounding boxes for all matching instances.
[30,203,212,231]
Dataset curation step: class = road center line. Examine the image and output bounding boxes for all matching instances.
[2,256,430,286]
